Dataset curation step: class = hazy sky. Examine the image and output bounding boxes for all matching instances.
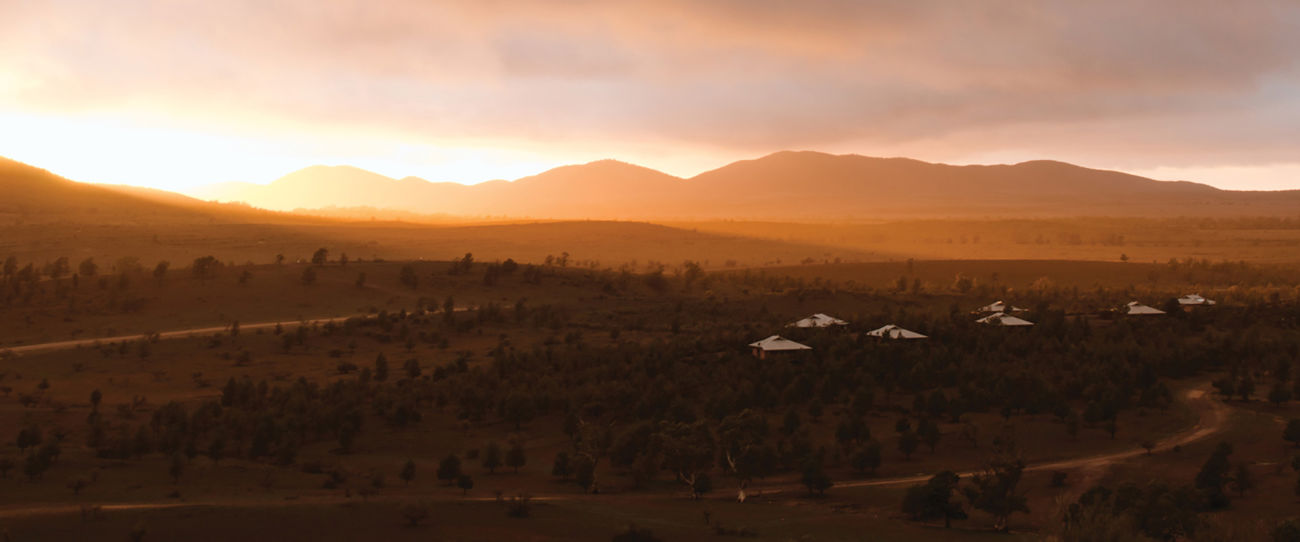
[2,1,1299,191]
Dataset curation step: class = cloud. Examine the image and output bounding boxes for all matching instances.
[2,0,1299,177]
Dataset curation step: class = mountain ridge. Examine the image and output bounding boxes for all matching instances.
[182,151,1295,219]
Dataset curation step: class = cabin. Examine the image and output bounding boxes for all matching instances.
[788,313,849,328]
[976,312,1034,327]
[748,335,812,359]
[865,324,927,339]
[975,300,1026,314]
[1123,301,1165,316]
[1177,294,1216,311]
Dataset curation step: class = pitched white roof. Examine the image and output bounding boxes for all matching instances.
[748,335,813,351]
[1124,301,1166,315]
[788,313,849,328]
[976,312,1035,327]
[865,324,928,339]
[976,301,1026,313]
[1177,294,1216,306]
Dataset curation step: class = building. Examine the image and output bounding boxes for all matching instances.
[1123,301,1166,316]
[976,312,1035,327]
[1177,294,1216,308]
[788,313,849,328]
[748,335,812,359]
[865,324,927,339]
[975,300,1027,314]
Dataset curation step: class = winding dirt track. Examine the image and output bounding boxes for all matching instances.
[0,328,1229,520]
[2,314,371,357]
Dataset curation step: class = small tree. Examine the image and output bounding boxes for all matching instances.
[963,459,1028,532]
[1285,419,1300,447]
[506,441,526,474]
[169,453,185,484]
[78,257,98,277]
[400,503,429,527]
[311,248,329,266]
[801,457,832,496]
[437,454,462,485]
[552,451,572,479]
[482,441,503,474]
[902,470,966,528]
[898,431,919,460]
[1196,441,1234,509]
[300,267,317,285]
[399,265,418,289]
[456,474,474,495]
[851,441,882,475]
[374,353,389,381]
[400,459,416,486]
[1231,462,1254,497]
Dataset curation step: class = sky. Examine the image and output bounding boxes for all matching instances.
[2,0,1299,191]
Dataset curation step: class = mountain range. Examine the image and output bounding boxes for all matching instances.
[186,151,1300,219]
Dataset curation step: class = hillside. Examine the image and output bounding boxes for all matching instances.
[187,151,1300,219]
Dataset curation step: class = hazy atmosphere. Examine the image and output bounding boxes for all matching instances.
[2,1,1300,190]
[3,3,1300,542]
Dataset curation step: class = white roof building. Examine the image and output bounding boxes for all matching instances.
[1123,301,1166,315]
[1177,294,1216,306]
[976,312,1035,327]
[788,313,849,328]
[976,301,1026,313]
[748,335,812,359]
[865,324,928,339]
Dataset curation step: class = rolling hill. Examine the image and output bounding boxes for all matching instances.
[186,151,1300,219]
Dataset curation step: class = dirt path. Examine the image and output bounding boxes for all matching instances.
[3,307,476,357]
[0,384,1229,520]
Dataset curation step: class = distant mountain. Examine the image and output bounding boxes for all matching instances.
[0,157,304,224]
[180,151,1300,219]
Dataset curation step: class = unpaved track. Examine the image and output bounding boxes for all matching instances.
[0,384,1228,519]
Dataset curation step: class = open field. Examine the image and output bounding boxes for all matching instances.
[1,257,1298,540]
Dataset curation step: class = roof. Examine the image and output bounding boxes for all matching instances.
[1124,301,1166,315]
[975,312,1035,327]
[976,300,1026,313]
[788,313,849,328]
[1177,294,1216,306]
[748,335,813,351]
[865,324,928,339]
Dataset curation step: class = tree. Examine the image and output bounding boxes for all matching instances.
[400,503,429,527]
[339,253,349,266]
[918,418,941,452]
[902,470,966,528]
[898,431,919,460]
[400,459,416,486]
[90,389,102,410]
[456,474,474,495]
[153,261,169,282]
[1231,462,1254,497]
[482,441,503,474]
[552,452,572,479]
[399,265,418,289]
[355,272,367,289]
[1286,419,1300,447]
[1196,441,1234,508]
[16,424,42,451]
[964,459,1029,532]
[1272,382,1294,405]
[78,257,97,277]
[1239,377,1256,402]
[851,441,882,475]
[1212,377,1236,399]
[300,267,317,285]
[169,452,185,484]
[801,456,832,496]
[506,441,526,474]
[502,394,535,430]
[374,353,389,381]
[437,454,462,485]
[1276,519,1300,542]
[403,358,421,379]
[311,248,329,266]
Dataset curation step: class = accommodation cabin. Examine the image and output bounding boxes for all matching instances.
[975,300,1026,314]
[976,312,1034,327]
[1177,294,1216,311]
[788,313,849,328]
[865,324,927,340]
[1123,301,1165,316]
[748,335,812,359]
